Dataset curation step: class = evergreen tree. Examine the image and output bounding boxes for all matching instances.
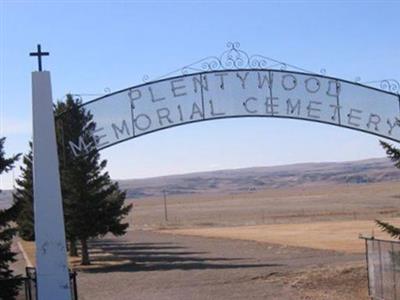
[12,144,34,241]
[56,95,132,265]
[376,141,400,238]
[0,137,20,299]
[376,219,400,239]
[11,95,133,265]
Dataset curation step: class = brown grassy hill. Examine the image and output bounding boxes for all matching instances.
[118,157,400,199]
[2,157,399,207]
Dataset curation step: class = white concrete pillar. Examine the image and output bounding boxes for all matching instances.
[32,71,71,300]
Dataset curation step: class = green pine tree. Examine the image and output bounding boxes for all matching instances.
[12,144,34,241]
[376,219,400,239]
[56,95,132,265]
[376,141,400,238]
[0,137,21,300]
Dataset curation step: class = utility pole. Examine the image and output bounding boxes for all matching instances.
[130,205,133,228]
[163,189,168,222]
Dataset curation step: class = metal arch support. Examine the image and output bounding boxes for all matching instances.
[71,69,400,109]
[57,68,400,157]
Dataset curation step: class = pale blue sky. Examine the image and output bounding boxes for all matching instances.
[1,1,400,189]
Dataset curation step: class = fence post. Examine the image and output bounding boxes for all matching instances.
[378,241,384,299]
[24,279,27,300]
[73,271,78,300]
[365,239,371,297]
[25,267,33,300]
[391,242,397,300]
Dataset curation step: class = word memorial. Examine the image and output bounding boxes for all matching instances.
[64,70,400,156]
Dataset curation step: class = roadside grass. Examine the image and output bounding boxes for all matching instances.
[160,218,400,253]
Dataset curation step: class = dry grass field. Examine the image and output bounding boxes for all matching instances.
[127,181,400,230]
[161,219,400,253]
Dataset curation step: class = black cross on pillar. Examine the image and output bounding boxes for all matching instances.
[29,44,49,72]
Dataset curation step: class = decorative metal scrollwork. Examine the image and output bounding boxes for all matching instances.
[363,79,400,94]
[380,79,400,94]
[142,75,150,83]
[146,42,318,82]
[141,42,399,95]
[220,42,249,69]
[248,55,269,69]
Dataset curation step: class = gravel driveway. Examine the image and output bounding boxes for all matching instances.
[75,230,364,300]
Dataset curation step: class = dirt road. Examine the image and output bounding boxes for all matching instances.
[75,230,367,300]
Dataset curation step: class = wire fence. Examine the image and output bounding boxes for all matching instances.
[363,237,400,300]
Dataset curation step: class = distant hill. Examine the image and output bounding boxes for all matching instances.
[2,158,400,207]
[118,157,400,199]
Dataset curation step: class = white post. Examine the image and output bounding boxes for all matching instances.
[32,71,71,300]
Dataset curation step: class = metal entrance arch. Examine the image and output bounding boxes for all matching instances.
[59,44,400,156]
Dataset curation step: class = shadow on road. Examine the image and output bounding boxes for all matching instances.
[79,239,285,273]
